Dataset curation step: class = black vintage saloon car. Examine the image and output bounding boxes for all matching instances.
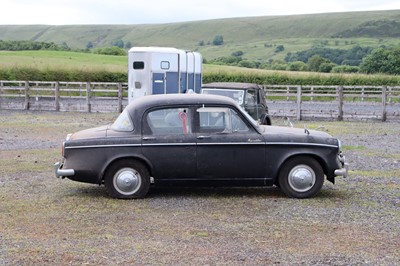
[55,94,348,199]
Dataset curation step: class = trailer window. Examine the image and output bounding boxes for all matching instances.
[160,61,170,70]
[133,61,144,69]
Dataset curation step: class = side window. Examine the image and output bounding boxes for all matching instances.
[231,109,249,132]
[146,107,191,135]
[160,61,170,70]
[133,61,144,70]
[245,90,257,105]
[196,107,249,133]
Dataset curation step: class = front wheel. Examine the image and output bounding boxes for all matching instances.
[104,160,150,199]
[278,156,324,198]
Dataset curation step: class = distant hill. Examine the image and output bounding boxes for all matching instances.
[1,10,399,62]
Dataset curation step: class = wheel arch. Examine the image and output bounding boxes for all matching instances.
[275,153,328,184]
[100,155,154,184]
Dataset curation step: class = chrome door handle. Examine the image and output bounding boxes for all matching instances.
[197,135,211,139]
[142,136,156,140]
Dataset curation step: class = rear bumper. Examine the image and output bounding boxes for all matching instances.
[54,162,75,178]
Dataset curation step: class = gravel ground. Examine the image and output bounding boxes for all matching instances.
[0,110,399,265]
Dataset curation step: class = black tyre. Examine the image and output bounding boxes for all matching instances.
[278,156,324,198]
[104,160,150,199]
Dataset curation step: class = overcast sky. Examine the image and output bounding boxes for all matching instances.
[1,0,400,25]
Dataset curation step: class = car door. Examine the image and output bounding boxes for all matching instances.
[195,106,266,183]
[141,106,196,180]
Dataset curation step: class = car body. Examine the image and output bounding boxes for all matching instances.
[54,94,348,199]
[201,82,271,125]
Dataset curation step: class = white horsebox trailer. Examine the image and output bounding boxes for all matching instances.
[128,47,202,103]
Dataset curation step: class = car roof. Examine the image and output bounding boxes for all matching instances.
[202,82,262,90]
[126,93,238,113]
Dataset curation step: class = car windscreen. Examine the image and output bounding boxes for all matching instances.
[202,88,244,105]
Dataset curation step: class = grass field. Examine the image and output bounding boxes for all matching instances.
[0,50,127,72]
[0,51,393,79]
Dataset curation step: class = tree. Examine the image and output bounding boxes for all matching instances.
[212,35,224,45]
[93,47,127,56]
[238,60,256,68]
[287,61,308,71]
[308,55,330,72]
[124,41,132,49]
[231,50,244,57]
[360,47,400,74]
[111,39,124,48]
[60,42,70,51]
[319,62,337,73]
[275,45,285,53]
[86,41,94,49]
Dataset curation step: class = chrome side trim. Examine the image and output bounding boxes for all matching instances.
[142,143,197,146]
[65,144,141,150]
[266,142,339,148]
[197,142,264,146]
[64,141,338,149]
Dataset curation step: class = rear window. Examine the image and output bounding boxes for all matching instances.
[111,110,134,131]
[202,88,244,105]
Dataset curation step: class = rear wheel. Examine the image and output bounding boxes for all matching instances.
[278,156,324,198]
[104,160,150,199]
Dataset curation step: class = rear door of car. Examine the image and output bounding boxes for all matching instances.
[194,106,266,183]
[141,106,197,180]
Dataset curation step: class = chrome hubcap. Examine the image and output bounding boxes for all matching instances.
[114,168,141,195]
[288,165,315,192]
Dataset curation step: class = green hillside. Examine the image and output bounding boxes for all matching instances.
[1,10,400,62]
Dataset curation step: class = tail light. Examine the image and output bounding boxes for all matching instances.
[62,134,72,157]
[61,142,65,157]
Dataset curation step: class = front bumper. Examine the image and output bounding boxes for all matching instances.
[54,162,75,178]
[334,153,348,178]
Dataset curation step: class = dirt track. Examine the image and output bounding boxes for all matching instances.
[0,110,399,265]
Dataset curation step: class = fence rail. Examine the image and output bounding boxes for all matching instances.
[263,84,400,121]
[0,81,128,113]
[1,81,399,121]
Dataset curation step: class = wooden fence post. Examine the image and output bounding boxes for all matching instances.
[382,86,387,122]
[55,81,60,111]
[337,86,344,121]
[118,82,123,113]
[86,82,91,113]
[0,81,2,109]
[24,81,30,110]
[296,85,302,120]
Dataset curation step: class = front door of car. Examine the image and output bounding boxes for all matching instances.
[195,106,266,181]
[141,107,196,179]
